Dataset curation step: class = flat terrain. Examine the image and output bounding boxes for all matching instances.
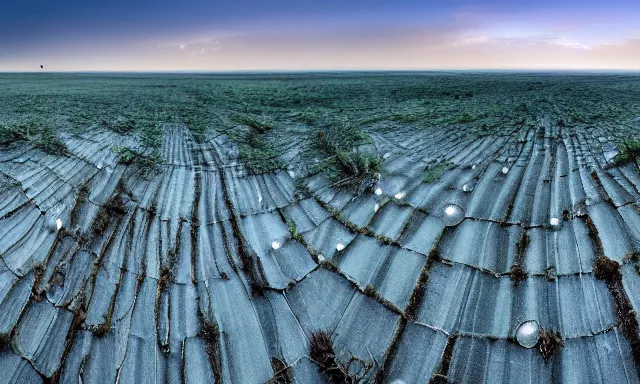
[2,72,640,383]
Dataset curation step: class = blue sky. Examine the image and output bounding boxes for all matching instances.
[1,0,639,70]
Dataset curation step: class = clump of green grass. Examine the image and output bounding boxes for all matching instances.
[457,112,475,124]
[422,161,455,184]
[239,146,280,174]
[313,125,381,192]
[297,108,323,125]
[185,118,206,134]
[0,121,71,156]
[140,123,163,149]
[390,113,423,123]
[237,127,281,174]
[104,117,136,134]
[333,150,381,185]
[288,223,304,243]
[612,138,640,167]
[0,122,30,146]
[111,145,162,170]
[232,114,273,133]
[314,120,372,149]
[32,130,72,157]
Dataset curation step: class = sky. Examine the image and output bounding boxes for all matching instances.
[1,0,639,71]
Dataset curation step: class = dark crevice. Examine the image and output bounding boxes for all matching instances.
[589,168,615,205]
[510,231,530,286]
[276,208,320,264]
[375,240,443,382]
[190,169,202,284]
[373,317,407,384]
[584,214,605,259]
[267,357,293,384]
[198,313,223,383]
[69,182,91,229]
[47,306,87,383]
[220,170,267,295]
[429,335,458,384]
[309,330,375,383]
[406,248,441,321]
[82,182,129,341]
[593,256,640,375]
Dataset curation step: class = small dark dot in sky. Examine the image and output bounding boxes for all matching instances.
[40,65,43,69]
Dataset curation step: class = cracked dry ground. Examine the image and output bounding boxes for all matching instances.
[2,121,640,384]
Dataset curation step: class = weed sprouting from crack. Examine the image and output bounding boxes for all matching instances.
[537,329,564,361]
[593,256,621,283]
[288,222,304,243]
[236,120,281,174]
[509,264,527,286]
[309,331,376,383]
[422,161,456,184]
[593,255,640,365]
[92,187,128,235]
[199,317,223,382]
[267,357,292,384]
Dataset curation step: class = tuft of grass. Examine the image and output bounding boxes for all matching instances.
[312,122,381,193]
[593,255,621,283]
[333,150,382,185]
[140,123,164,149]
[309,330,376,382]
[91,323,112,338]
[422,162,455,184]
[111,146,138,164]
[235,117,281,174]
[538,329,564,361]
[111,146,162,170]
[288,223,304,243]
[104,117,136,134]
[457,112,475,124]
[612,138,640,167]
[0,122,30,145]
[509,264,527,286]
[390,113,423,123]
[92,189,127,235]
[31,130,72,157]
[267,357,292,384]
[238,143,281,175]
[232,114,273,133]
[297,108,323,125]
[309,331,351,383]
[0,121,71,156]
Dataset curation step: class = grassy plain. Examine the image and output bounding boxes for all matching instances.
[1,71,640,176]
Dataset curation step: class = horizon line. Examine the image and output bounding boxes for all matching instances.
[2,68,640,75]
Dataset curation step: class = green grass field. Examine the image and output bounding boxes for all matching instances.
[2,72,640,177]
